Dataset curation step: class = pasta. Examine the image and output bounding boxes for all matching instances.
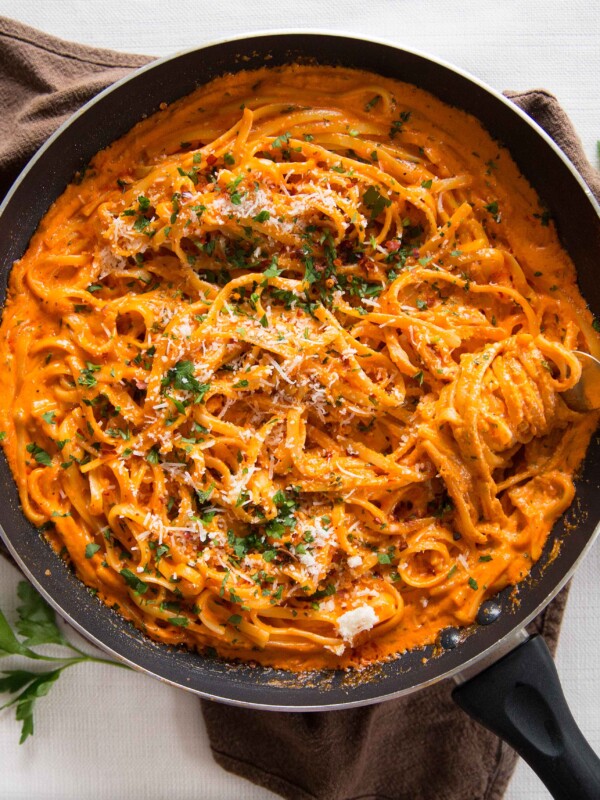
[0,65,598,670]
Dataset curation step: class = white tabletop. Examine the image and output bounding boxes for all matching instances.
[0,3,598,798]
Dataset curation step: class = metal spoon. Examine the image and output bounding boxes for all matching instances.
[561,351,600,412]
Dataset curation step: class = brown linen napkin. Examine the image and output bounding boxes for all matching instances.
[0,15,598,800]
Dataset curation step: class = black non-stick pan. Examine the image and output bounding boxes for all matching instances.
[0,32,599,799]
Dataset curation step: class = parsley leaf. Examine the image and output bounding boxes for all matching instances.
[0,581,130,745]
[169,616,189,627]
[77,362,101,388]
[15,582,67,648]
[5,668,62,744]
[364,94,381,112]
[272,132,291,148]
[84,543,100,559]
[363,186,391,219]
[146,446,160,464]
[120,569,148,595]
[25,443,52,467]
[484,201,501,222]
[163,360,210,401]
[196,483,214,504]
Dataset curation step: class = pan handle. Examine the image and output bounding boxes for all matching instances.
[453,634,600,800]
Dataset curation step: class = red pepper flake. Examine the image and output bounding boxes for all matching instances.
[206,153,217,166]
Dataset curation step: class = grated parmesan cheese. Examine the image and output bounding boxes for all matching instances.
[337,604,378,643]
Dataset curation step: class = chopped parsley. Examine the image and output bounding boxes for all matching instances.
[77,362,101,388]
[120,569,148,595]
[364,94,381,112]
[26,443,52,467]
[85,543,100,559]
[484,201,501,222]
[272,132,291,148]
[163,360,210,402]
[363,186,391,219]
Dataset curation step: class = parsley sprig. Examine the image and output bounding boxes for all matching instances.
[0,581,128,743]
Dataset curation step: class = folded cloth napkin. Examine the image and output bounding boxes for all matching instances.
[1,15,598,800]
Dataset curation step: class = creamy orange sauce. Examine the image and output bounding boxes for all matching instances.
[0,65,598,671]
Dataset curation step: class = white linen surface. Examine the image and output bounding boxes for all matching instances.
[0,2,598,798]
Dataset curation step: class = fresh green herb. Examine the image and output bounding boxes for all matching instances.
[377,553,392,564]
[77,362,101,388]
[484,201,500,222]
[272,132,291,148]
[196,484,214,504]
[253,210,270,223]
[223,152,235,166]
[479,555,493,562]
[233,379,249,388]
[86,284,103,294]
[264,256,282,278]
[169,617,189,627]
[163,360,210,402]
[265,490,298,539]
[416,298,428,310]
[228,614,242,626]
[177,166,199,185]
[14,582,67,649]
[41,412,56,425]
[389,110,411,139]
[119,569,148,595]
[84,543,100,559]
[146,446,160,465]
[421,179,433,189]
[0,581,128,743]
[25,443,52,467]
[413,371,424,386]
[363,186,391,219]
[169,192,181,224]
[137,195,150,211]
[133,215,152,233]
[364,94,381,112]
[533,210,551,227]
[468,577,479,590]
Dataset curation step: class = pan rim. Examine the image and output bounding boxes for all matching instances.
[0,28,598,710]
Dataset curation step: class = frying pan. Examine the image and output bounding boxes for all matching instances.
[0,31,599,799]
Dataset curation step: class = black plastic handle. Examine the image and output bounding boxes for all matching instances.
[453,634,600,799]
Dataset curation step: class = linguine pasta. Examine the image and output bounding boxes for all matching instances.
[0,65,598,670]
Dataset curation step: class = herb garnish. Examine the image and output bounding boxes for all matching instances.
[0,581,128,743]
